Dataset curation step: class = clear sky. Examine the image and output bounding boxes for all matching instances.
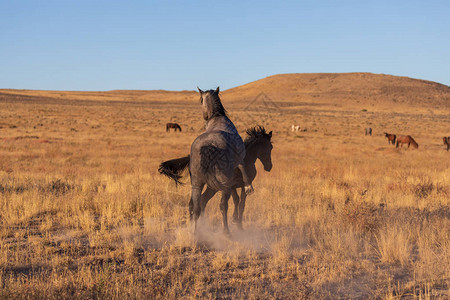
[1,0,449,91]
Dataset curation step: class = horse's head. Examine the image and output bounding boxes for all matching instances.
[245,126,273,172]
[444,137,448,145]
[259,133,273,171]
[198,87,226,121]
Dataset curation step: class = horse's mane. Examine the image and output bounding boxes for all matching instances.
[244,126,271,146]
[408,136,419,148]
[201,90,227,119]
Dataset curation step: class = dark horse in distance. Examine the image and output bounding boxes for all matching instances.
[365,128,372,136]
[443,137,450,151]
[159,87,254,234]
[396,135,419,149]
[384,132,396,145]
[160,126,273,229]
[166,123,182,132]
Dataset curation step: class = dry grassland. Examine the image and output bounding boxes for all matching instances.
[0,74,449,299]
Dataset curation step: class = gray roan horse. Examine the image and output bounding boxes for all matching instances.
[159,126,273,230]
[158,87,253,233]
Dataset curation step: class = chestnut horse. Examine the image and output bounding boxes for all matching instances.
[384,132,396,145]
[396,135,418,149]
[444,137,450,151]
[166,123,182,132]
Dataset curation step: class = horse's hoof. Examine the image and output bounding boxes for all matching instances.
[244,185,254,195]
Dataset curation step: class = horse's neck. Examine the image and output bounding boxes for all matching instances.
[243,143,258,179]
[205,116,236,133]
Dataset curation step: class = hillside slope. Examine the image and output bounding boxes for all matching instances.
[1,73,449,109]
[222,73,450,108]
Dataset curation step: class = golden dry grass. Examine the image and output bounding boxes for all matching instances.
[0,74,449,299]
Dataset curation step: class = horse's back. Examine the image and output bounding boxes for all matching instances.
[190,127,245,189]
[191,130,245,163]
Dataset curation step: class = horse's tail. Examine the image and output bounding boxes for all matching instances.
[393,135,396,144]
[158,155,190,186]
[409,136,419,149]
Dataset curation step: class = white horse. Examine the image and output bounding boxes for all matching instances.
[291,125,300,132]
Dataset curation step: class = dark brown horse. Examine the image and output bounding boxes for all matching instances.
[365,128,372,136]
[158,126,273,231]
[444,137,450,151]
[200,126,273,229]
[396,135,418,149]
[384,132,396,145]
[166,123,182,132]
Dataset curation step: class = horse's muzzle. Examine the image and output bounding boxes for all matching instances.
[264,164,272,172]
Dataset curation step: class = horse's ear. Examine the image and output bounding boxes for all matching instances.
[215,86,220,94]
[197,87,204,94]
[268,131,272,138]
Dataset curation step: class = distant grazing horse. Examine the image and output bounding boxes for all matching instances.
[384,132,396,145]
[396,135,418,149]
[159,87,253,234]
[365,128,372,136]
[166,123,182,132]
[291,125,300,132]
[444,137,450,151]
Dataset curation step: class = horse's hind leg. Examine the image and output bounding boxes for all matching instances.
[200,187,217,214]
[231,189,240,224]
[237,188,247,230]
[191,185,204,232]
[189,197,193,221]
[220,190,232,234]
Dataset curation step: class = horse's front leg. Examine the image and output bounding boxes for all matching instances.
[220,190,232,234]
[238,164,254,195]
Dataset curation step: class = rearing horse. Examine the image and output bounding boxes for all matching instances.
[159,87,253,234]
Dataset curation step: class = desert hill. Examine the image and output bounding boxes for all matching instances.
[1,73,449,109]
[223,73,450,109]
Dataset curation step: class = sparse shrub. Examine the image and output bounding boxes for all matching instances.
[47,179,74,195]
[375,225,412,266]
[412,181,434,199]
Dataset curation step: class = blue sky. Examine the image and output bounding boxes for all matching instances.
[1,0,449,91]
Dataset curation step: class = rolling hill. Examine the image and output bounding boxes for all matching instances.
[1,73,449,109]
